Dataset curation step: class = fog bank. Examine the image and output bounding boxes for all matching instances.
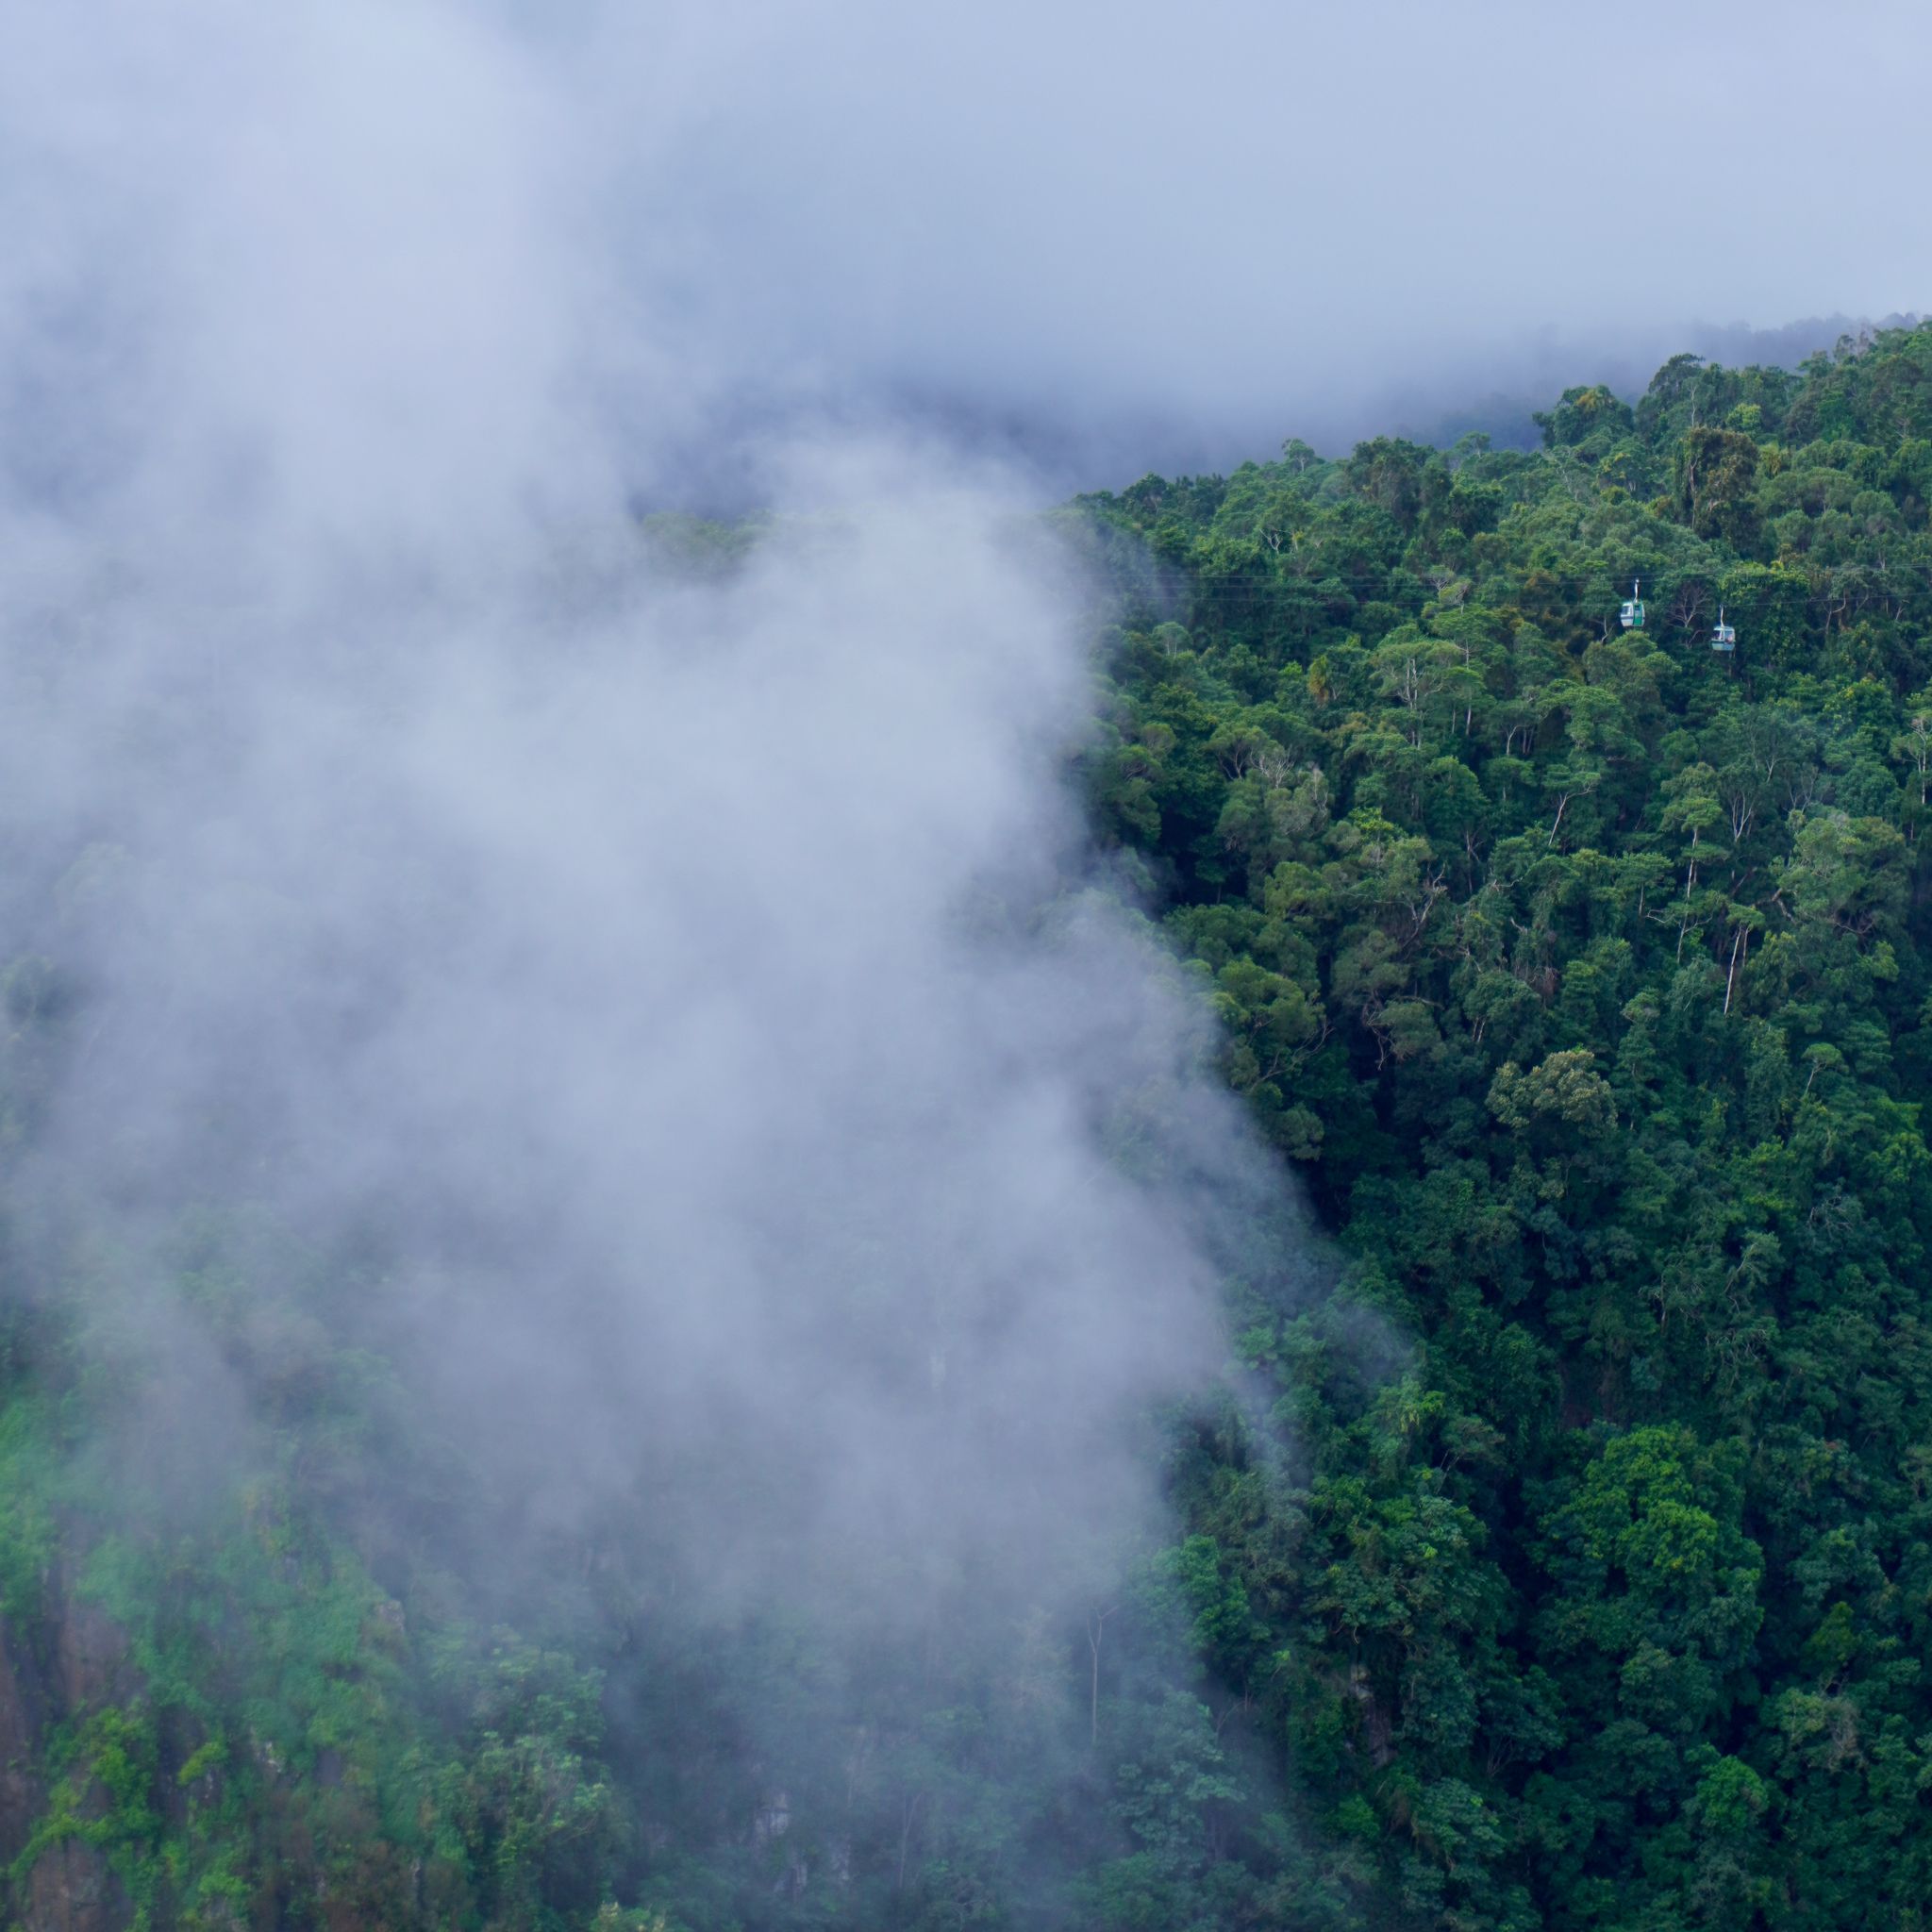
[0,0,1314,1774]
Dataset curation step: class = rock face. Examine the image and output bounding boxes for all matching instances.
[54,1578,136,1713]
[0,1615,51,1865]
[24,1839,131,1932]
[0,1569,137,1932]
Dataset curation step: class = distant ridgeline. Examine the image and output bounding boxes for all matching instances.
[6,325,1932,1931]
[1382,312,1924,455]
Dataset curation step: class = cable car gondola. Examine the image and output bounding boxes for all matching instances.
[1619,576,1645,630]
[1711,607,1736,653]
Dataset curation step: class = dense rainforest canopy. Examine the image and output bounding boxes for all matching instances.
[8,325,1932,1931]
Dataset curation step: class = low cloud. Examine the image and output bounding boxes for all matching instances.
[0,1,1318,1890]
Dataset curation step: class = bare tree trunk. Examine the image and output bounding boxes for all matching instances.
[1086,1607,1115,1751]
[896,1791,925,1892]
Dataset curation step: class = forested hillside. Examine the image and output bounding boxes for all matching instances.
[7,325,1932,1932]
[1071,324,1932,1929]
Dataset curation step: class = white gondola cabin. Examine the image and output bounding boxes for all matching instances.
[1619,576,1646,629]
[1711,607,1736,653]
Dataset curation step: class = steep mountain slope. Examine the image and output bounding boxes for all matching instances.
[7,326,1932,1930]
[1074,324,1932,1929]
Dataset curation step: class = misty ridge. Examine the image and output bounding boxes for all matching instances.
[655,314,1927,516]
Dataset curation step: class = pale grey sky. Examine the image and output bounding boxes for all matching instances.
[6,0,1924,512]
[575,0,1931,474]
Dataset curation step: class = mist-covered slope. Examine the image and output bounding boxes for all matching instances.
[8,325,1932,1931]
[0,476,1309,1932]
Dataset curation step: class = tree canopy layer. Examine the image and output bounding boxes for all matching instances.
[8,326,1932,1930]
[1067,324,1932,1930]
